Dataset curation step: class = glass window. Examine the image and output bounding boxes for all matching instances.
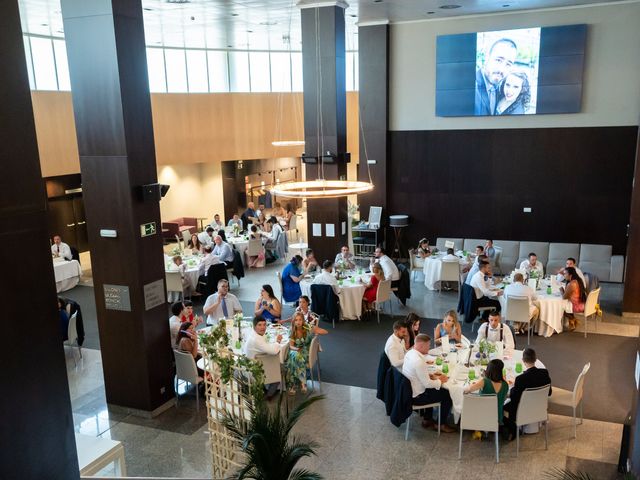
[53,39,71,91]
[164,49,188,93]
[146,48,167,92]
[186,50,208,93]
[353,51,359,91]
[30,37,58,90]
[345,52,354,92]
[291,52,303,92]
[249,52,270,92]
[229,51,250,92]
[270,52,291,92]
[23,36,35,90]
[207,50,229,92]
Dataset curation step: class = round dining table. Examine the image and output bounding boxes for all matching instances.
[300,273,368,320]
[422,254,469,290]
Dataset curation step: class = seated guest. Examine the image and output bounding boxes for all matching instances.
[243,315,282,399]
[476,310,515,352]
[384,320,408,368]
[256,203,266,218]
[243,201,258,225]
[227,214,243,230]
[282,255,304,303]
[464,359,509,425]
[209,213,224,230]
[262,216,284,249]
[246,225,266,268]
[434,310,462,345]
[272,202,286,218]
[51,235,73,260]
[188,233,203,254]
[561,266,587,331]
[362,263,383,311]
[213,235,234,268]
[403,312,421,348]
[171,255,191,293]
[520,252,544,277]
[198,226,215,247]
[469,261,503,319]
[313,260,341,295]
[169,301,184,346]
[295,295,319,326]
[370,247,400,282]
[284,203,295,229]
[302,248,319,274]
[286,311,328,395]
[465,254,489,284]
[504,272,539,334]
[557,257,586,288]
[485,240,496,261]
[254,212,267,229]
[176,322,204,379]
[442,248,458,262]
[503,348,552,440]
[402,334,455,432]
[475,245,484,256]
[204,279,242,326]
[254,284,282,323]
[417,238,431,258]
[334,245,356,269]
[198,245,221,277]
[180,300,200,324]
[57,297,70,341]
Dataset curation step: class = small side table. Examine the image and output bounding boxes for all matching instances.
[289,242,309,257]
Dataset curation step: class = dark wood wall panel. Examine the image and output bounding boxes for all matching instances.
[388,127,637,254]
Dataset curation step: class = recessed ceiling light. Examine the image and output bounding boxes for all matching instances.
[41,23,48,26]
[227,44,233,48]
[350,14,357,17]
[374,0,383,3]
[502,3,510,6]
[231,13,239,16]
[143,7,153,11]
[427,11,435,14]
[439,4,461,9]
[247,30,253,33]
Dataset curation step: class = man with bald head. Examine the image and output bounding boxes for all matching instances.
[212,234,234,267]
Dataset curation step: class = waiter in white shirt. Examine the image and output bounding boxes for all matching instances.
[243,315,282,399]
[198,227,215,247]
[519,252,544,277]
[402,334,455,432]
[384,321,408,368]
[475,310,515,352]
[370,247,400,282]
[469,261,502,320]
[312,260,341,295]
[51,235,73,260]
[203,279,242,326]
[504,272,539,333]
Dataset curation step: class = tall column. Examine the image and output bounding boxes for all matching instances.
[61,0,174,415]
[623,130,640,316]
[0,1,79,478]
[300,3,349,263]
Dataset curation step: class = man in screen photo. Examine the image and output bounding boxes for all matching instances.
[475,38,518,115]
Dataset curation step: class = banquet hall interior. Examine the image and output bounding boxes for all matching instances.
[3,0,640,478]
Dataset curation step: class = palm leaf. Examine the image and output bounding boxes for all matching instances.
[542,468,597,480]
[288,469,323,480]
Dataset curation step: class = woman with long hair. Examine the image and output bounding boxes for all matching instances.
[464,359,509,424]
[362,263,384,313]
[286,311,327,395]
[175,321,204,378]
[254,284,282,323]
[434,310,462,345]
[562,266,587,331]
[403,312,421,348]
[188,233,203,254]
[495,71,531,115]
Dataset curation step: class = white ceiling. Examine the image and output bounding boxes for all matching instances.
[17,0,624,51]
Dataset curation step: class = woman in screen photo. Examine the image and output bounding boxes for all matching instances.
[495,71,531,115]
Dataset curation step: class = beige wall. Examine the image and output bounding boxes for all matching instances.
[390,2,640,130]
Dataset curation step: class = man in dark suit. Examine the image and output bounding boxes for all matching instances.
[503,347,552,440]
[475,38,518,116]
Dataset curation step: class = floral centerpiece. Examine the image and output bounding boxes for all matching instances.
[170,244,183,257]
[476,339,497,365]
[232,223,240,237]
[347,200,360,227]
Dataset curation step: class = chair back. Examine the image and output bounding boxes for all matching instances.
[70,246,81,263]
[460,394,499,432]
[247,237,263,256]
[310,284,339,321]
[440,260,460,282]
[376,279,392,304]
[289,214,297,231]
[174,234,182,249]
[182,229,192,245]
[173,349,199,383]
[255,353,282,385]
[165,271,183,293]
[204,264,229,297]
[516,384,550,426]
[67,312,78,344]
[573,362,591,405]
[309,336,320,368]
[583,288,600,317]
[493,246,503,271]
[504,295,530,324]
[408,249,420,271]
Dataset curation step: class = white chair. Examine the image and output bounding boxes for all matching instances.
[548,362,590,438]
[515,384,550,455]
[256,353,285,392]
[438,260,460,293]
[165,271,185,301]
[246,237,263,267]
[504,295,532,345]
[493,246,503,274]
[459,394,500,463]
[287,214,298,241]
[64,312,82,365]
[182,229,192,245]
[373,279,392,324]
[405,400,441,440]
[173,350,204,411]
[575,288,601,338]
[308,336,322,391]
[408,249,421,282]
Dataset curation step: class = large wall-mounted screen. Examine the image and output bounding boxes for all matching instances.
[436,24,587,117]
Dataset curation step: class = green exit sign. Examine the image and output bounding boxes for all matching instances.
[140,222,156,237]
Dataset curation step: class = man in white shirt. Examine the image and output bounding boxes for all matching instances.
[504,272,539,333]
[402,334,455,432]
[198,227,215,247]
[469,261,502,320]
[442,248,459,262]
[51,235,72,260]
[557,257,586,287]
[370,247,400,282]
[243,315,282,399]
[334,246,356,270]
[169,301,184,347]
[312,260,341,295]
[203,279,243,326]
[384,320,408,368]
[213,235,235,267]
[262,217,283,248]
[475,310,515,353]
[198,246,222,277]
[520,252,544,277]
[227,214,243,230]
[465,254,488,285]
[209,214,223,231]
[485,240,496,261]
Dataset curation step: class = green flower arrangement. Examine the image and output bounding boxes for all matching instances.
[477,339,497,365]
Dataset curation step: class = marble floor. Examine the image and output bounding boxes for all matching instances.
[67,248,635,478]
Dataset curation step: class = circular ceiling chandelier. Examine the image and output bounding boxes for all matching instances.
[271,140,305,147]
[271,179,374,199]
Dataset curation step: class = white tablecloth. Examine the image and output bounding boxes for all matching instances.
[53,259,82,293]
[228,236,249,265]
[166,257,202,302]
[422,255,468,290]
[300,277,367,320]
